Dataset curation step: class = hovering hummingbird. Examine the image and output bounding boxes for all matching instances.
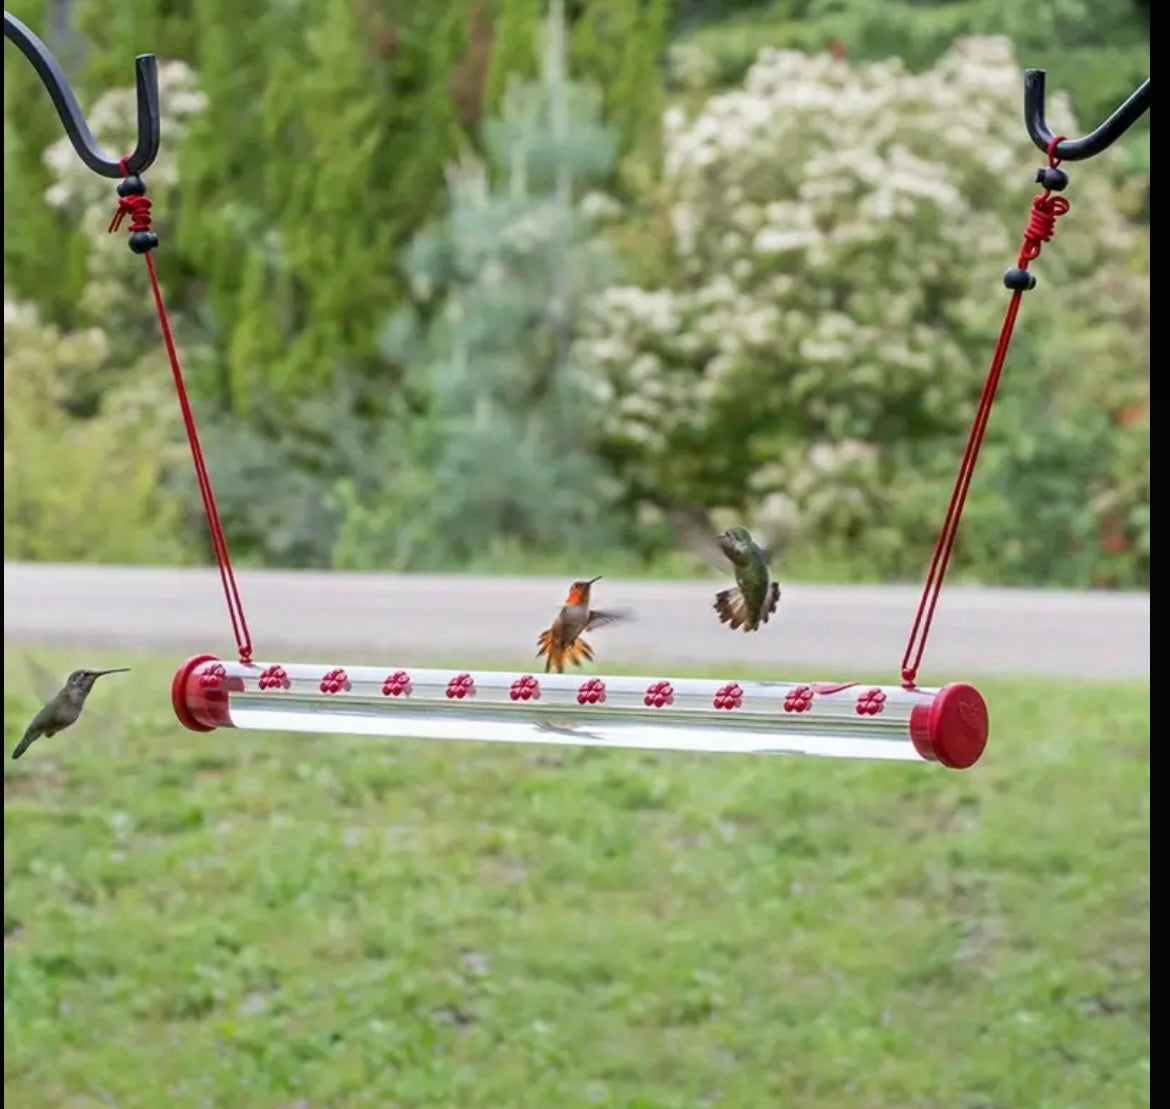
[713,526,781,633]
[10,668,130,760]
[536,576,629,674]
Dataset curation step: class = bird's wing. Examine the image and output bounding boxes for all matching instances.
[585,609,632,631]
[22,656,113,733]
[24,656,63,703]
[667,506,735,575]
[712,534,748,570]
[21,700,57,738]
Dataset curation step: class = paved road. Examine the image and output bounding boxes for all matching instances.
[2,562,1150,681]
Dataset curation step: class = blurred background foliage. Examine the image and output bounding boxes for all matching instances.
[2,0,1149,587]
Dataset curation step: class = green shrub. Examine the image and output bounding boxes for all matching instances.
[579,37,1150,586]
[3,292,194,564]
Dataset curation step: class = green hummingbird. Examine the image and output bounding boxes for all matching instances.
[713,526,781,633]
[10,668,130,760]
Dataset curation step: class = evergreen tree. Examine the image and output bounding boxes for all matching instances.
[488,0,672,155]
[485,0,546,110]
[569,0,671,151]
[376,0,624,566]
[173,0,468,413]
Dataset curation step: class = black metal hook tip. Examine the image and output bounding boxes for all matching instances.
[1023,68,1150,163]
[3,9,161,179]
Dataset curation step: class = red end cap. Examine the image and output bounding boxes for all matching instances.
[171,654,228,733]
[909,683,989,769]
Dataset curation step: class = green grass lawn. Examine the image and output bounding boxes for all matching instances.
[4,648,1149,1109]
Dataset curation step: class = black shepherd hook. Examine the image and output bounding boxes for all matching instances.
[3,9,160,178]
[1024,70,1150,162]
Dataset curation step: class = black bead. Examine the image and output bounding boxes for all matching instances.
[1003,267,1037,291]
[128,230,159,254]
[117,175,147,197]
[1034,166,1069,192]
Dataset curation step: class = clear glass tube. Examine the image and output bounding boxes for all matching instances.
[172,657,989,769]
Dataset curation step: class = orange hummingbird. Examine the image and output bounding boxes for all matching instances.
[536,576,630,674]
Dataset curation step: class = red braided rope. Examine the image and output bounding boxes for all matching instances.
[900,136,1071,688]
[109,158,254,663]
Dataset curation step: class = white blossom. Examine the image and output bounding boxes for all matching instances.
[580,190,623,223]
[576,36,1145,546]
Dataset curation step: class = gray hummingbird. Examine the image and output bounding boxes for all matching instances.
[713,526,781,632]
[10,668,130,760]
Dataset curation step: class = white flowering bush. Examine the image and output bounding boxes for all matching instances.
[42,60,207,335]
[35,58,211,424]
[4,63,208,564]
[576,36,1150,584]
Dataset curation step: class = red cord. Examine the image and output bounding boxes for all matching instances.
[109,161,254,663]
[900,136,1070,688]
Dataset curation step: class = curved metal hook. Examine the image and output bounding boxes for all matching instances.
[3,9,160,178]
[1024,69,1150,162]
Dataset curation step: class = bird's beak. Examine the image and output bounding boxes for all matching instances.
[94,668,131,677]
[587,575,603,585]
[713,533,726,540]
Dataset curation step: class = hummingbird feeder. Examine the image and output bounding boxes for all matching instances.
[8,10,1148,772]
[171,659,990,769]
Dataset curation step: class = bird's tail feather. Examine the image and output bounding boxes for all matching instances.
[537,628,556,672]
[564,637,594,668]
[714,582,782,633]
[11,731,37,760]
[714,587,751,631]
[536,629,594,673]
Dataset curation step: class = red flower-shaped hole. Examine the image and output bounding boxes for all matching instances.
[576,677,607,705]
[855,687,887,716]
[643,679,674,708]
[258,664,290,691]
[381,669,413,697]
[509,674,541,702]
[320,667,351,694]
[199,663,227,690]
[713,682,743,710]
[783,685,814,713]
[445,672,476,700]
